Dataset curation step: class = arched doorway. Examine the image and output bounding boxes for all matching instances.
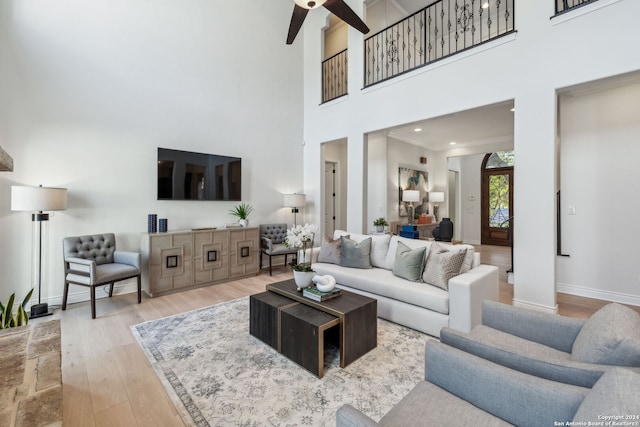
[481,150,514,246]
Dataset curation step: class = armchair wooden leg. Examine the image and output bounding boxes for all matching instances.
[62,282,69,310]
[108,282,115,297]
[90,286,96,319]
[137,275,142,304]
[269,255,273,276]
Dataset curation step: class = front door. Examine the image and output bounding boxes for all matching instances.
[481,151,514,246]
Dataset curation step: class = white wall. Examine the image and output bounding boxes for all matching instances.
[300,0,640,312]
[366,133,387,229]
[457,154,484,245]
[0,0,303,305]
[557,79,640,306]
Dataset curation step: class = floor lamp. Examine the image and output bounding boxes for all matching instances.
[283,193,306,226]
[11,185,68,318]
[429,191,445,222]
[402,190,420,225]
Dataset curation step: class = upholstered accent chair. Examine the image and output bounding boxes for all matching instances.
[259,223,297,275]
[62,233,141,318]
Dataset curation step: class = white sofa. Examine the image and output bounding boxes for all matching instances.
[310,230,499,337]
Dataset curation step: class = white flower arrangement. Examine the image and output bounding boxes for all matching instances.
[285,223,318,272]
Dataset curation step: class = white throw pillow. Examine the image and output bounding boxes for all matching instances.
[334,230,390,268]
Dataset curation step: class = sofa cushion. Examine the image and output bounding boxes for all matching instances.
[422,244,467,290]
[571,303,640,367]
[392,242,426,282]
[313,262,450,315]
[317,234,348,264]
[340,236,372,269]
[379,381,511,427]
[441,326,606,388]
[335,230,390,268]
[573,368,640,423]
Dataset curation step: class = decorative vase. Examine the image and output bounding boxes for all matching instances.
[239,219,248,227]
[375,225,384,233]
[293,270,314,290]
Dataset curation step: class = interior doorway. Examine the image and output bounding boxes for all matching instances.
[481,151,514,246]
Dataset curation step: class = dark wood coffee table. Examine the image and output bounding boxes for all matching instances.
[253,279,377,373]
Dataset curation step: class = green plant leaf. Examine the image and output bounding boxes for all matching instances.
[16,306,25,326]
[21,288,34,311]
[4,293,15,328]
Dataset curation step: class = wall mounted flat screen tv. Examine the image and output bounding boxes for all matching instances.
[157,148,241,201]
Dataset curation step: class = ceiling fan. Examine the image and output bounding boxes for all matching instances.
[287,0,370,45]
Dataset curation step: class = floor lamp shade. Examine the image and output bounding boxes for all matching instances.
[283,193,306,208]
[11,186,68,213]
[11,185,67,318]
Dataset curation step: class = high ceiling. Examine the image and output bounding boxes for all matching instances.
[377,100,515,151]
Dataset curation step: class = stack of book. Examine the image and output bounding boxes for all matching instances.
[302,287,342,302]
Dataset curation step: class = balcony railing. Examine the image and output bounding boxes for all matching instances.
[554,0,599,15]
[364,0,515,88]
[322,49,348,103]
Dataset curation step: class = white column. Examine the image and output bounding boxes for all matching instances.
[346,133,366,233]
[512,88,558,313]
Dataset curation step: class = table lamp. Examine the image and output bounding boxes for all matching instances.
[402,190,420,225]
[430,191,445,222]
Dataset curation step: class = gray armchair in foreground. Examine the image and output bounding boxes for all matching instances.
[440,300,640,387]
[259,223,297,275]
[62,233,141,318]
[336,341,640,427]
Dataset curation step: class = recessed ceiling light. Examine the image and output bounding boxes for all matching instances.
[510,108,515,112]
[449,141,457,145]
[414,128,422,132]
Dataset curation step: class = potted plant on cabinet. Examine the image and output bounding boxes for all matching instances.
[229,203,254,227]
[373,217,388,233]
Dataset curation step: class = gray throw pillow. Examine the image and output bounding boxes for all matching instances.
[340,236,372,269]
[392,242,426,282]
[422,244,467,290]
[573,368,640,422]
[571,303,640,367]
[317,234,349,265]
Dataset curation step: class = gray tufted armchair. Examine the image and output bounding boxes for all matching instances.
[260,223,297,275]
[62,233,141,318]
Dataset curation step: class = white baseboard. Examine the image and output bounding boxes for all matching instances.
[556,282,640,307]
[512,298,558,314]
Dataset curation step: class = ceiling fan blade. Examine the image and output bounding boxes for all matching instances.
[287,5,309,44]
[323,0,370,35]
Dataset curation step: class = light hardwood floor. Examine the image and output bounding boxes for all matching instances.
[42,246,636,426]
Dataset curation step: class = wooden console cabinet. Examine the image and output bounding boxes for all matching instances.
[141,227,259,297]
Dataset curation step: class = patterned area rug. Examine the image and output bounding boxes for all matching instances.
[131,297,431,426]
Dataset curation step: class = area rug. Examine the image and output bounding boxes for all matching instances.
[131,297,431,426]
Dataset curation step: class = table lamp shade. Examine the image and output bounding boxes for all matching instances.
[283,193,306,208]
[429,192,445,203]
[11,186,67,212]
[402,190,420,203]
